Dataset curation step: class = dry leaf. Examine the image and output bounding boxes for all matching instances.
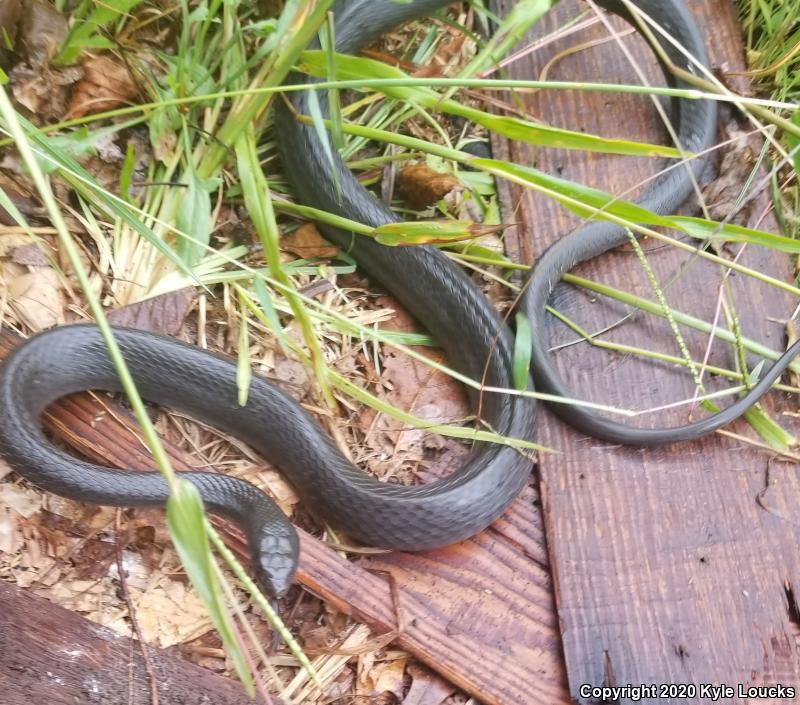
[0,510,22,554]
[0,174,44,224]
[9,0,78,121]
[10,241,52,266]
[0,483,43,518]
[131,576,215,647]
[373,658,408,700]
[107,287,197,336]
[256,468,299,515]
[6,261,64,329]
[402,663,456,705]
[0,456,12,481]
[396,164,461,210]
[10,62,82,120]
[702,124,757,227]
[358,655,408,702]
[359,296,470,481]
[282,223,338,258]
[0,231,42,257]
[67,54,138,119]
[272,354,309,401]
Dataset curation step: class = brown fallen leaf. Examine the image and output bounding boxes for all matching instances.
[402,663,456,705]
[272,353,310,402]
[10,240,52,266]
[282,223,338,259]
[0,173,44,225]
[67,54,138,119]
[702,121,758,228]
[9,0,80,122]
[358,656,408,702]
[396,164,462,210]
[107,287,197,336]
[359,295,470,482]
[11,61,82,120]
[5,261,64,329]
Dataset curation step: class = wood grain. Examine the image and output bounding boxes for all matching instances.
[0,330,570,705]
[490,0,800,700]
[0,580,254,705]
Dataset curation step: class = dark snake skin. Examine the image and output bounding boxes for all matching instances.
[3,0,788,599]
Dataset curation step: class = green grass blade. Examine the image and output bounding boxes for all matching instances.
[166,481,254,695]
[300,50,685,158]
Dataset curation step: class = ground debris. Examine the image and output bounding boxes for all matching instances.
[67,54,138,119]
[397,164,463,210]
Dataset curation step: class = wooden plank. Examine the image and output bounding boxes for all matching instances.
[0,579,254,705]
[490,0,800,700]
[0,330,570,705]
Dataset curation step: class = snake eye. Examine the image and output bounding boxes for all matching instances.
[251,527,300,599]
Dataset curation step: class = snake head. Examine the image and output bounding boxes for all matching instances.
[250,524,300,599]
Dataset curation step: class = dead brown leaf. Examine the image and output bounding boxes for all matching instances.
[107,287,197,336]
[131,576,215,646]
[702,122,758,227]
[11,61,82,120]
[358,655,408,703]
[373,658,408,700]
[272,353,310,401]
[10,240,52,266]
[67,54,138,119]
[8,0,80,122]
[402,663,456,705]
[396,164,462,210]
[282,223,338,259]
[0,174,44,225]
[5,261,64,329]
[359,296,470,482]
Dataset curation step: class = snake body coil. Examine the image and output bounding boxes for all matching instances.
[0,1,789,598]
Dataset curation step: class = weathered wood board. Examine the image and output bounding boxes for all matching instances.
[490,0,800,700]
[0,580,255,705]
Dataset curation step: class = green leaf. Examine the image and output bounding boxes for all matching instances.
[175,165,218,266]
[299,50,685,158]
[673,215,800,253]
[373,219,503,245]
[306,88,340,197]
[45,119,141,166]
[474,156,670,224]
[55,0,144,65]
[118,140,136,203]
[321,12,345,151]
[166,481,254,695]
[251,277,292,354]
[513,312,532,391]
[14,111,198,285]
[744,404,796,450]
[458,0,550,77]
[788,110,800,174]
